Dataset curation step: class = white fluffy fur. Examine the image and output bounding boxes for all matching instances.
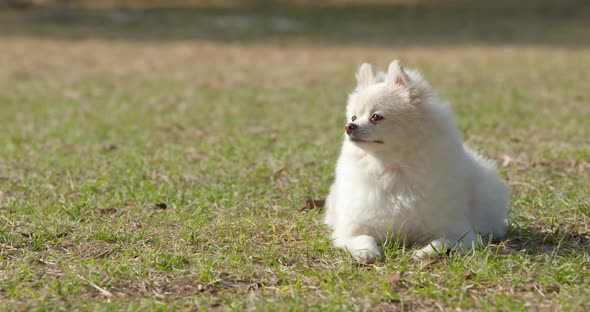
[325,60,509,262]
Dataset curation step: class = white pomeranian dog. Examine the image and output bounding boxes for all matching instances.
[325,60,509,262]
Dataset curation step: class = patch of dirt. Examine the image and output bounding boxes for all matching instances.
[62,240,119,259]
[0,242,20,258]
[302,199,325,211]
[371,300,445,312]
[113,272,267,299]
[98,207,117,215]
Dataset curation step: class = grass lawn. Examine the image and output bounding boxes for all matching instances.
[1,0,589,310]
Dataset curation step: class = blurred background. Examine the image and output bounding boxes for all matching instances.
[2,0,589,45]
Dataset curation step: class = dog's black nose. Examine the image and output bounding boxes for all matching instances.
[345,123,357,134]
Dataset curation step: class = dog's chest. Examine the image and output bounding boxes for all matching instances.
[357,170,422,215]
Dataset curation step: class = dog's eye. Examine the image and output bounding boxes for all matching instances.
[351,116,356,122]
[370,113,384,123]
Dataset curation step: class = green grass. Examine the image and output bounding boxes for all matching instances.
[1,1,590,310]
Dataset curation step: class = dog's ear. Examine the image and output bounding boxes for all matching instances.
[387,60,423,104]
[386,60,410,87]
[356,63,374,88]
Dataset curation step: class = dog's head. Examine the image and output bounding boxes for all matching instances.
[344,60,434,153]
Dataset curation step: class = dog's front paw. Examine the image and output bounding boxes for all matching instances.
[414,239,449,259]
[346,235,383,263]
[351,248,382,264]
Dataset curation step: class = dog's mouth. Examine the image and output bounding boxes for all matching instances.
[349,137,384,144]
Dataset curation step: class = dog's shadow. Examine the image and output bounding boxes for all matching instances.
[377,224,590,258]
[499,224,590,256]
